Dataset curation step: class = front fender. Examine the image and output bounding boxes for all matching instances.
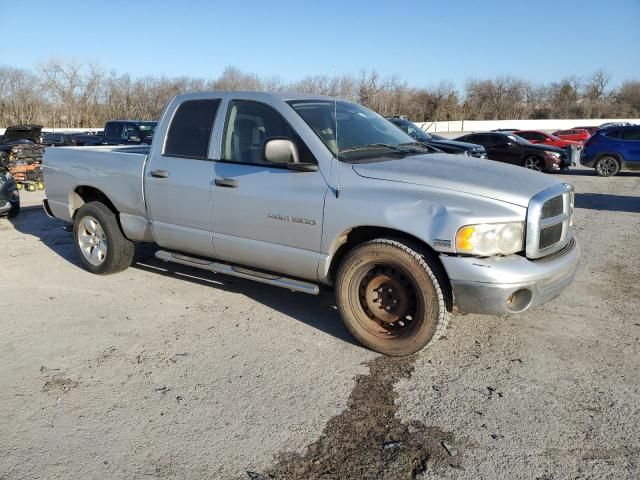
[318,176,526,282]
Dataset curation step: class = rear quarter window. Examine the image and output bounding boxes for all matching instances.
[604,130,621,139]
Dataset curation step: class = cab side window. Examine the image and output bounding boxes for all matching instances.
[164,99,220,159]
[620,127,640,140]
[222,100,314,165]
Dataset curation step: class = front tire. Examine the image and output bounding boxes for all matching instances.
[335,239,451,356]
[73,202,134,275]
[523,155,544,171]
[595,156,620,177]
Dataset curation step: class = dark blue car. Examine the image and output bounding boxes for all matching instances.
[580,125,640,176]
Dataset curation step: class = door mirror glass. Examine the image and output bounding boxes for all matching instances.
[264,138,300,165]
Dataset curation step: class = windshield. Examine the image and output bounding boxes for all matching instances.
[506,134,531,145]
[287,100,417,160]
[392,119,432,142]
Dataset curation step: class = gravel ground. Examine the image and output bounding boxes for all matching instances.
[0,166,638,479]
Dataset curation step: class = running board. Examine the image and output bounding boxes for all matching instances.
[154,250,320,295]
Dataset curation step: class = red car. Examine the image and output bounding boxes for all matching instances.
[573,126,599,136]
[552,128,591,144]
[514,130,582,148]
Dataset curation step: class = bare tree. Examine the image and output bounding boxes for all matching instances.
[0,60,634,129]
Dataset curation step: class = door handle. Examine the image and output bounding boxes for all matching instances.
[214,178,239,188]
[150,169,169,178]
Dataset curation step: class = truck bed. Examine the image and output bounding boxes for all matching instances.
[43,145,149,224]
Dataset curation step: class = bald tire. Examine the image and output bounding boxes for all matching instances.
[335,239,450,356]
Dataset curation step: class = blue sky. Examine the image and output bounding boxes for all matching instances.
[1,0,638,88]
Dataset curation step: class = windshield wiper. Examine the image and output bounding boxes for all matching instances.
[340,143,424,154]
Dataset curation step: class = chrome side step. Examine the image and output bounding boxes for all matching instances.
[154,250,320,295]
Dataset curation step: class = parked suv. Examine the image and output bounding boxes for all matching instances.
[388,118,487,158]
[580,125,640,176]
[455,132,568,171]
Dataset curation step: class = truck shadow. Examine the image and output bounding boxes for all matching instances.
[574,193,640,213]
[6,208,357,348]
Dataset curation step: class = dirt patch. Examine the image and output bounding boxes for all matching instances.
[252,356,457,480]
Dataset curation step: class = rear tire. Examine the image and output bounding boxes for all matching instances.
[73,202,134,275]
[335,238,451,356]
[595,156,620,177]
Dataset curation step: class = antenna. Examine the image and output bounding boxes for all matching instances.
[334,96,340,198]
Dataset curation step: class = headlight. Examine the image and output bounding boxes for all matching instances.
[456,222,524,256]
[546,152,561,159]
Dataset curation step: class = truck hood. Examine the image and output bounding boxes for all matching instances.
[351,153,561,207]
[430,139,484,151]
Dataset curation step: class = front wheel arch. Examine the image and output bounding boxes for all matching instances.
[328,227,453,312]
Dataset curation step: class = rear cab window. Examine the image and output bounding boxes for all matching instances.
[164,99,220,159]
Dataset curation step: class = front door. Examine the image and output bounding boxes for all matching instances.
[145,99,220,257]
[210,100,328,280]
[488,134,522,166]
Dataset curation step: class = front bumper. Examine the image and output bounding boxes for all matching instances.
[440,238,580,315]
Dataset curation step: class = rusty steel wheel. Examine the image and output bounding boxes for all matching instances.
[357,265,421,340]
[335,238,451,356]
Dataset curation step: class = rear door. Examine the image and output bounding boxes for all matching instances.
[210,99,328,280]
[619,127,640,167]
[145,99,220,257]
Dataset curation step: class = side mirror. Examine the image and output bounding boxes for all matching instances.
[263,138,318,172]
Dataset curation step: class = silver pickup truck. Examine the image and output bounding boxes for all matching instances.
[42,92,579,356]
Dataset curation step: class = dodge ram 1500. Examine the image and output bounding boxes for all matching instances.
[42,92,579,356]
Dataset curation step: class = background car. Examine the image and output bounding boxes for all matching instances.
[387,117,487,157]
[552,128,591,144]
[573,126,599,136]
[580,125,640,176]
[455,132,567,172]
[513,130,582,148]
[42,133,75,147]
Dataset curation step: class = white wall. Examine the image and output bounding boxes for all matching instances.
[415,118,640,133]
[0,127,102,136]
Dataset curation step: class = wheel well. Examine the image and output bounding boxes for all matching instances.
[72,186,118,218]
[596,152,623,165]
[328,226,452,310]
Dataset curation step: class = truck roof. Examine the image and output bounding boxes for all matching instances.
[106,120,157,124]
[171,91,339,103]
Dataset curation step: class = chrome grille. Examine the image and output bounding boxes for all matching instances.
[526,183,573,259]
[539,223,563,249]
[541,195,563,219]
